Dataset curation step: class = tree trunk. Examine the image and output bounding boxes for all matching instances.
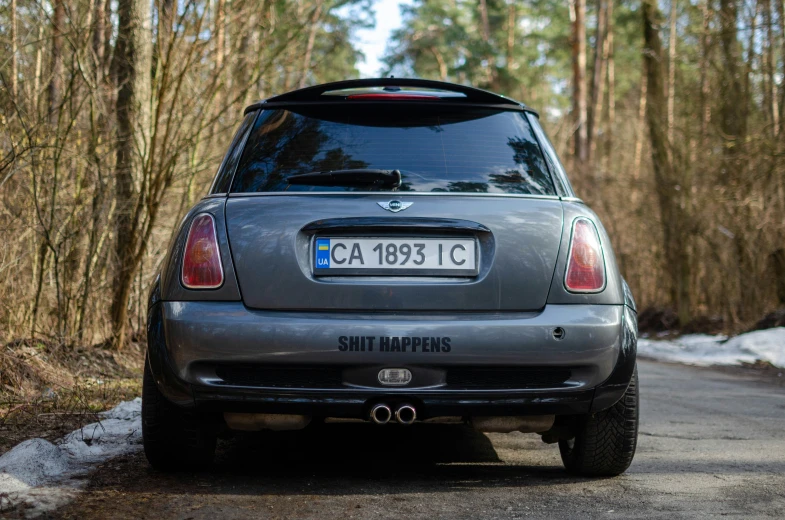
[667,0,677,146]
[33,24,43,111]
[235,0,265,106]
[718,0,746,149]
[235,5,251,89]
[110,0,153,349]
[506,3,515,70]
[104,0,113,75]
[717,0,754,321]
[77,177,104,343]
[430,47,448,81]
[778,0,785,135]
[603,0,615,170]
[48,0,65,124]
[215,0,227,71]
[667,0,678,150]
[30,241,48,339]
[587,0,608,164]
[698,0,712,147]
[763,0,779,135]
[479,0,491,41]
[632,61,647,189]
[152,0,175,78]
[570,0,588,162]
[770,249,785,306]
[92,0,105,78]
[744,0,758,129]
[10,0,17,99]
[478,0,497,89]
[642,0,691,325]
[299,1,324,88]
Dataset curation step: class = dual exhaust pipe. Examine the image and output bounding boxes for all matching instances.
[370,403,416,425]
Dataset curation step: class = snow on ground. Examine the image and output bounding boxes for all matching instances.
[0,398,142,517]
[638,327,785,368]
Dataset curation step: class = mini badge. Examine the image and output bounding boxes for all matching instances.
[315,238,330,268]
[378,200,413,213]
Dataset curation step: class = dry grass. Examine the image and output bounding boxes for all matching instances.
[0,340,144,454]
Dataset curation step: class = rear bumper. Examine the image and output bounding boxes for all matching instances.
[146,302,637,417]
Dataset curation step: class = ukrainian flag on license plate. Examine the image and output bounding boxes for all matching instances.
[315,239,330,268]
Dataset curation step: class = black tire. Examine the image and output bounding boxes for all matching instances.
[559,366,639,476]
[142,356,216,471]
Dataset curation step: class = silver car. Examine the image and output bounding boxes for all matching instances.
[143,79,639,476]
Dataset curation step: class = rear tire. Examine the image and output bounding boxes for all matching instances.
[142,356,216,471]
[559,366,639,476]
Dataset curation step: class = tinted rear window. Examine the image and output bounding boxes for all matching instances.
[231,105,555,194]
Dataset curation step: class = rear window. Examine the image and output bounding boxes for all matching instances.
[230,105,555,195]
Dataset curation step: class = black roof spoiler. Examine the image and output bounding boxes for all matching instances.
[243,78,536,115]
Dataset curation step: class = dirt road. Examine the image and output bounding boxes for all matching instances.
[51,361,785,519]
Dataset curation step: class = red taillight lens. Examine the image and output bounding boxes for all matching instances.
[564,218,606,292]
[181,214,224,289]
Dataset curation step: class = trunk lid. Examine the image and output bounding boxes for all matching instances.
[225,194,563,311]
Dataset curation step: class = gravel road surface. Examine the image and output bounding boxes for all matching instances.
[51,360,785,519]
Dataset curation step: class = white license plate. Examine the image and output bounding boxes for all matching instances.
[313,237,478,276]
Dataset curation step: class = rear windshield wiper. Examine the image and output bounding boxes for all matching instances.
[286,169,402,188]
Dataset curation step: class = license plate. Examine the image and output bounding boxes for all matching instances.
[313,237,478,276]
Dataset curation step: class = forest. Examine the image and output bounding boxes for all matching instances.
[1,0,784,361]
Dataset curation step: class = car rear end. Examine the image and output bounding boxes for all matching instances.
[144,79,638,475]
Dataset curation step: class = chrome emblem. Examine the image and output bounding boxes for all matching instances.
[378,200,413,213]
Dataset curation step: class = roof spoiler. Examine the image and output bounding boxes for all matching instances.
[243,78,535,115]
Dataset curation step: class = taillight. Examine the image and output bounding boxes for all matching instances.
[181,214,224,289]
[564,218,606,293]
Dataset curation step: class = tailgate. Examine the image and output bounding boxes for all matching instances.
[225,194,563,311]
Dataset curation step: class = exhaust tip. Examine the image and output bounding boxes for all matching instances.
[370,404,392,425]
[395,404,416,425]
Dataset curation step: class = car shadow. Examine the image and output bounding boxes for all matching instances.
[174,422,580,495]
[222,422,502,467]
[53,421,608,517]
[51,423,599,518]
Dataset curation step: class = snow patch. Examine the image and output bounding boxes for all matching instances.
[638,327,785,368]
[0,398,142,517]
